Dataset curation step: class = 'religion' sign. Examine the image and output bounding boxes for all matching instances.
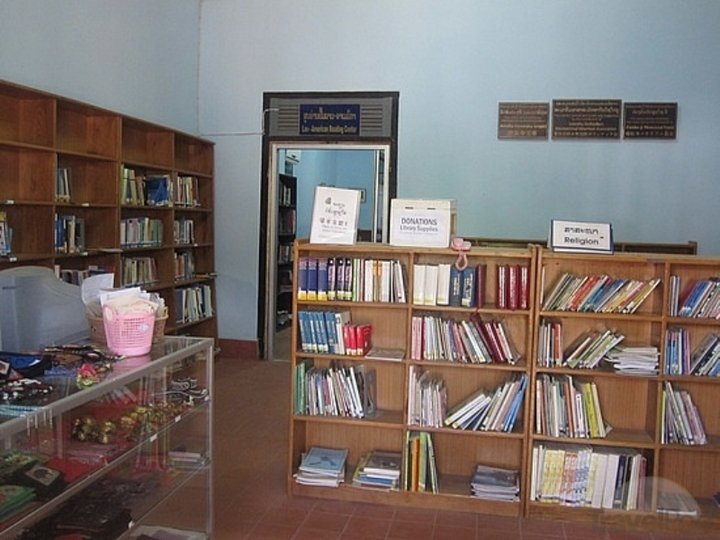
[550,219,614,254]
[300,104,360,136]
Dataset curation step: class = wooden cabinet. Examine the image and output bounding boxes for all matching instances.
[289,241,720,531]
[0,80,217,344]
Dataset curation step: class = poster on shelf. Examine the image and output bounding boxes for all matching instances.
[309,186,361,245]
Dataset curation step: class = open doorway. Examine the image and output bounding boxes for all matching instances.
[265,144,391,361]
[257,90,399,361]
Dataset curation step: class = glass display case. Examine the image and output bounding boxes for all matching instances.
[0,336,213,540]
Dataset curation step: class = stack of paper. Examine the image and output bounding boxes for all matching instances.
[352,450,401,490]
[470,464,520,501]
[294,447,348,487]
[604,346,659,376]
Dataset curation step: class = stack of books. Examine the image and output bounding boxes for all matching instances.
[665,328,720,376]
[406,366,447,428]
[297,310,372,356]
[404,432,438,493]
[470,464,520,501]
[531,444,648,510]
[352,450,402,490]
[0,210,13,256]
[410,315,521,364]
[604,346,659,376]
[294,446,348,487]
[562,329,626,369]
[297,256,407,304]
[535,374,610,439]
[295,361,376,419]
[670,275,720,318]
[662,382,707,445]
[443,373,527,432]
[542,273,661,314]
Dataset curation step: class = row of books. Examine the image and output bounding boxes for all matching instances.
[542,273,661,314]
[535,375,610,439]
[536,321,626,370]
[121,168,173,207]
[661,382,707,445]
[294,361,376,419]
[121,256,158,287]
[410,315,521,364]
[278,207,296,236]
[175,284,213,324]
[352,450,401,490]
[443,373,527,432]
[665,327,720,376]
[297,257,407,304]
[413,264,530,310]
[297,310,372,356]
[55,265,113,285]
[174,218,195,245]
[406,367,447,428]
[278,243,293,265]
[531,444,648,511]
[120,217,163,248]
[279,180,295,208]
[294,446,347,487]
[54,214,86,254]
[174,175,202,208]
[471,464,520,501]
[174,251,194,281]
[0,211,11,256]
[404,431,438,493]
[669,275,720,318]
[55,167,72,202]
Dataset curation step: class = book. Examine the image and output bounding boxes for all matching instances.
[412,264,426,304]
[449,265,462,306]
[309,186,361,245]
[460,266,476,307]
[436,263,451,305]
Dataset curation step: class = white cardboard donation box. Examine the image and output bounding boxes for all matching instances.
[389,199,456,248]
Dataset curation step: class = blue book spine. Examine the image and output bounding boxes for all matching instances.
[314,311,329,353]
[298,311,310,352]
[324,311,337,353]
[449,266,462,307]
[307,258,319,301]
[461,267,476,308]
[297,257,309,300]
[317,258,329,301]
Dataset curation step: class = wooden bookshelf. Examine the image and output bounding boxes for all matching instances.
[289,241,720,531]
[529,249,720,532]
[289,240,536,516]
[0,79,217,345]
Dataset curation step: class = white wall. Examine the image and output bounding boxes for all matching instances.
[200,0,720,342]
[0,0,201,133]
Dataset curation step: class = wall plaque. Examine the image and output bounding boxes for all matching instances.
[624,102,677,139]
[299,104,360,136]
[552,99,621,139]
[498,102,549,139]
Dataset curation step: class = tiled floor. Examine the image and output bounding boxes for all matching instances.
[211,358,718,540]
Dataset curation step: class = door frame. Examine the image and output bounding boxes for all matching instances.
[257,91,399,359]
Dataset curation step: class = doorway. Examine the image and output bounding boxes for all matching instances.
[265,144,391,361]
[258,91,399,361]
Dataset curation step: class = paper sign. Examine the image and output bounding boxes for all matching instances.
[309,186,361,245]
[550,220,613,253]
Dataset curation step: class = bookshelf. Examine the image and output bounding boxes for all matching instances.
[529,249,720,531]
[289,240,536,515]
[0,79,217,345]
[289,241,719,530]
[277,173,296,330]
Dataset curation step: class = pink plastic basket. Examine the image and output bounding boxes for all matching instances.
[103,305,156,356]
